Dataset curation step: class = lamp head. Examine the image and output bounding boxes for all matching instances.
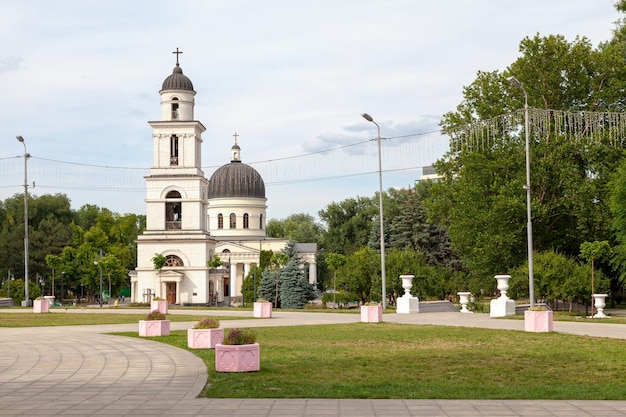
[507,76,522,88]
[16,135,24,143]
[361,113,374,122]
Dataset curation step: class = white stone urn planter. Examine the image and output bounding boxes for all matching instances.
[215,342,260,372]
[457,292,472,313]
[490,274,515,317]
[524,309,553,332]
[187,328,224,349]
[397,274,419,314]
[253,301,272,318]
[151,300,168,314]
[592,294,609,318]
[33,299,50,313]
[360,305,383,322]
[139,320,170,337]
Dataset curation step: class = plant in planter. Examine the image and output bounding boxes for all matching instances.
[187,318,223,349]
[139,309,170,337]
[361,301,382,323]
[151,296,168,314]
[215,328,260,372]
[524,305,553,333]
[253,298,272,318]
[33,297,50,314]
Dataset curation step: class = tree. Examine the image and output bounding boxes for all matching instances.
[319,196,377,255]
[427,29,626,280]
[580,240,612,314]
[325,253,346,307]
[266,213,323,244]
[340,247,379,304]
[258,252,289,308]
[45,254,63,298]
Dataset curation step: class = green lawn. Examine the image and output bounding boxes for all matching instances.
[125,322,626,400]
[0,313,239,327]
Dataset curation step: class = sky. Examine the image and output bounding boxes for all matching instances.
[0,0,621,221]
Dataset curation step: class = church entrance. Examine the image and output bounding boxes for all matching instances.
[166,282,176,304]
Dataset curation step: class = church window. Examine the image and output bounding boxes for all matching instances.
[229,213,236,229]
[218,214,223,229]
[170,135,179,166]
[164,255,184,267]
[243,213,249,229]
[171,97,179,120]
[260,213,264,230]
[165,190,182,230]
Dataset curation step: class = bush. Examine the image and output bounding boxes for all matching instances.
[193,318,219,329]
[145,310,166,320]
[222,328,257,345]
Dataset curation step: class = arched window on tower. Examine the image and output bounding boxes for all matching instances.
[164,255,184,267]
[171,97,179,120]
[243,213,249,229]
[229,213,236,229]
[165,190,182,230]
[170,135,179,166]
[218,213,223,229]
[260,213,264,230]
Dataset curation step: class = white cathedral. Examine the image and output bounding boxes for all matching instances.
[130,55,317,306]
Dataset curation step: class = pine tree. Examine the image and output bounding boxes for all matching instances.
[258,268,278,306]
[279,259,315,308]
[279,241,316,308]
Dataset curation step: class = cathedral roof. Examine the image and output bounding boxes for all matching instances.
[161,64,194,92]
[207,161,266,199]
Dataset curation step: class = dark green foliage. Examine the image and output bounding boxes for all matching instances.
[280,259,316,309]
[258,268,279,307]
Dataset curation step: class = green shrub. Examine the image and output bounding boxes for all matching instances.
[193,318,220,329]
[145,310,166,320]
[222,328,256,345]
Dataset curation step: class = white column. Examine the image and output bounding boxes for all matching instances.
[230,263,237,298]
[308,262,317,285]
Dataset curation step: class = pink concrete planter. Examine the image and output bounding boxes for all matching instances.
[139,320,170,337]
[215,343,260,372]
[150,300,168,314]
[360,305,382,323]
[187,328,224,349]
[524,310,553,332]
[253,302,272,318]
[33,299,50,313]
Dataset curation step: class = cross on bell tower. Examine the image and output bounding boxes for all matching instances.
[172,48,183,65]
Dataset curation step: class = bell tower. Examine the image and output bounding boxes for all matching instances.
[133,49,216,307]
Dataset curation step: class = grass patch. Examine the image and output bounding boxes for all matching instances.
[0,313,241,327]
[120,322,626,400]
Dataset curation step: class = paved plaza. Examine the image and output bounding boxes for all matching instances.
[1,309,626,416]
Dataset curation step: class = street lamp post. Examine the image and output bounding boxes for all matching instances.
[361,113,387,310]
[38,273,44,297]
[16,135,31,306]
[507,76,535,308]
[7,270,13,299]
[94,250,103,307]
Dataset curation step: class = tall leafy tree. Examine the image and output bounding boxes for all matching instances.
[319,196,377,255]
[428,28,626,281]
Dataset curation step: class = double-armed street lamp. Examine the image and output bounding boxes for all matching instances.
[507,76,535,308]
[361,113,387,310]
[16,135,31,306]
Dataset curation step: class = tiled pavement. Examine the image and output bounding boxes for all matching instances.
[1,309,625,416]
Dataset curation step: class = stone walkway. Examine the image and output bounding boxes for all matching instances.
[1,310,626,416]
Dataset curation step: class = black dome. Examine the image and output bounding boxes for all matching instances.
[207,161,265,199]
[161,64,194,92]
